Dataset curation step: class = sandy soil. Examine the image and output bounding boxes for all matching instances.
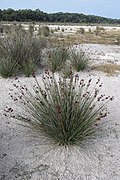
[78,44,120,65]
[0,44,120,180]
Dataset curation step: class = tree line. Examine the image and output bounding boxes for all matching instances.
[0,8,120,24]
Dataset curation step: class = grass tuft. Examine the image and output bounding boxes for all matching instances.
[46,47,69,73]
[69,47,90,72]
[91,63,120,76]
[0,57,19,78]
[0,29,47,77]
[6,71,113,147]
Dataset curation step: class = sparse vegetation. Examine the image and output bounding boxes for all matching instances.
[92,63,120,76]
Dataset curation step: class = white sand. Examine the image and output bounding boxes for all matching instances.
[0,44,120,179]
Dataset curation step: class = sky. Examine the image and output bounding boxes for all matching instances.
[0,0,120,19]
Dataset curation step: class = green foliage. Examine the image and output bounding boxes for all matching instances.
[61,63,73,78]
[21,59,37,77]
[0,57,19,78]
[7,71,113,146]
[0,8,119,24]
[69,47,90,71]
[46,47,69,73]
[0,30,46,77]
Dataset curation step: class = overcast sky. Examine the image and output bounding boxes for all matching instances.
[0,0,120,19]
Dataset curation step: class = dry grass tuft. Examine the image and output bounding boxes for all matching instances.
[91,63,120,76]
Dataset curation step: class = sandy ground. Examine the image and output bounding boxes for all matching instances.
[0,44,120,180]
[22,24,120,33]
[78,44,120,66]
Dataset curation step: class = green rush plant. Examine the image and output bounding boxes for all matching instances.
[69,47,90,72]
[0,30,46,77]
[0,57,19,78]
[5,70,114,147]
[61,62,73,78]
[46,47,69,73]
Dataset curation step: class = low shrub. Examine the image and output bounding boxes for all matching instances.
[38,26,50,37]
[0,30,46,77]
[46,47,69,73]
[77,28,85,34]
[69,47,90,71]
[28,24,34,37]
[61,62,73,78]
[5,71,113,146]
[0,57,19,78]
[21,59,37,77]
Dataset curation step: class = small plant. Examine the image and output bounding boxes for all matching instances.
[28,24,34,37]
[0,57,19,78]
[77,28,85,34]
[38,26,50,37]
[0,25,3,34]
[50,29,54,34]
[46,47,69,73]
[5,71,113,146]
[61,63,73,78]
[88,28,92,33]
[69,47,90,72]
[21,59,37,77]
[0,30,46,77]
[94,26,101,35]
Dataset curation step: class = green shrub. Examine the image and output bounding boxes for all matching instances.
[0,57,19,78]
[6,71,113,146]
[69,47,90,71]
[61,62,73,78]
[46,47,69,73]
[21,59,37,77]
[0,30,46,77]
